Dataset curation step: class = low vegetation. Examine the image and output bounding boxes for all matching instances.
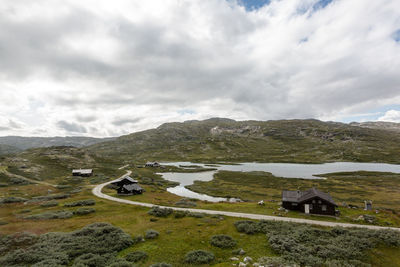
[210,234,237,248]
[73,207,96,215]
[148,206,173,217]
[0,223,134,266]
[184,250,215,264]
[64,199,96,207]
[125,251,148,263]
[234,220,400,266]
[145,229,159,239]
[25,210,74,220]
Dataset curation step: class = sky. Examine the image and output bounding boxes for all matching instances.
[0,0,400,137]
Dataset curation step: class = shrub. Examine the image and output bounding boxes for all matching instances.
[174,210,187,218]
[108,259,136,267]
[64,199,96,207]
[258,256,296,267]
[25,210,73,220]
[210,235,237,248]
[234,220,400,266]
[40,201,58,207]
[145,230,159,239]
[148,206,173,217]
[10,177,31,185]
[187,212,205,218]
[184,250,214,264]
[0,223,134,266]
[74,208,96,215]
[175,198,197,207]
[125,251,148,263]
[0,197,27,204]
[132,235,144,244]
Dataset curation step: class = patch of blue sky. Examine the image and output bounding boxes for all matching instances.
[236,0,271,11]
[312,0,333,11]
[178,109,196,115]
[340,105,400,123]
[392,29,400,42]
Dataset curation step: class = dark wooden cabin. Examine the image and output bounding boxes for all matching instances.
[117,183,144,195]
[282,188,337,216]
[111,176,138,187]
[111,176,144,195]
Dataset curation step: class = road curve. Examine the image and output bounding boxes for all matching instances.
[93,171,400,232]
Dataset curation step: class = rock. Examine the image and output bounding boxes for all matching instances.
[239,248,246,255]
[239,262,247,267]
[244,256,253,263]
[278,207,285,211]
[253,263,260,267]
[230,257,239,261]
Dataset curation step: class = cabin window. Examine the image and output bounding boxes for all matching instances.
[309,204,313,210]
[291,203,298,206]
[322,205,327,211]
[312,200,316,204]
[318,200,322,204]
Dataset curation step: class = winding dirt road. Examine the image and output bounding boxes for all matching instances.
[92,171,400,231]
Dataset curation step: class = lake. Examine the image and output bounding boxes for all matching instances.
[158,162,400,202]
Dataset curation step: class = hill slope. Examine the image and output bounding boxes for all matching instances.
[88,118,400,163]
[0,144,21,155]
[0,136,115,151]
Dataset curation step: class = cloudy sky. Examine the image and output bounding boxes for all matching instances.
[0,0,400,137]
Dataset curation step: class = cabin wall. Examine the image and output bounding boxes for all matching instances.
[282,201,300,211]
[299,197,336,216]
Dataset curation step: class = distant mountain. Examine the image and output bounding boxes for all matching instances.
[0,144,21,156]
[349,121,400,132]
[0,136,115,151]
[88,118,400,164]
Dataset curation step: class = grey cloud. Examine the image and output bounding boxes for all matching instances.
[0,126,10,131]
[57,120,87,133]
[76,115,97,123]
[112,118,141,126]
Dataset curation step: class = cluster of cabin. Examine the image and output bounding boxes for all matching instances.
[111,176,144,195]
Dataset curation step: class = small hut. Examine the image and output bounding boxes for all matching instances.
[72,169,93,177]
[145,162,160,167]
[364,200,372,211]
[117,183,144,195]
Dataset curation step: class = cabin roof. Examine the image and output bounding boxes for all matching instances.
[122,183,143,191]
[282,188,337,206]
[282,190,303,202]
[72,169,93,174]
[111,176,138,184]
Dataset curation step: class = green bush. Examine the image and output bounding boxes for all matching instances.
[175,198,197,207]
[74,208,96,215]
[174,210,187,218]
[145,230,159,239]
[0,223,134,266]
[187,212,205,218]
[40,201,58,207]
[184,250,214,264]
[148,206,173,217]
[125,251,148,263]
[64,199,96,207]
[234,220,400,266]
[210,235,237,248]
[32,194,69,201]
[72,253,114,267]
[25,210,73,220]
[0,197,27,204]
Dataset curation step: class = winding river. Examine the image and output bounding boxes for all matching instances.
[158,162,400,202]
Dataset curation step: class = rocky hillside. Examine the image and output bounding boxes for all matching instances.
[0,136,115,151]
[349,121,400,132]
[88,118,400,163]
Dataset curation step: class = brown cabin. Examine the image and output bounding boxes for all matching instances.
[282,188,337,216]
[111,176,138,187]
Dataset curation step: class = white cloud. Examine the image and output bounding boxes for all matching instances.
[378,110,400,122]
[0,0,399,137]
